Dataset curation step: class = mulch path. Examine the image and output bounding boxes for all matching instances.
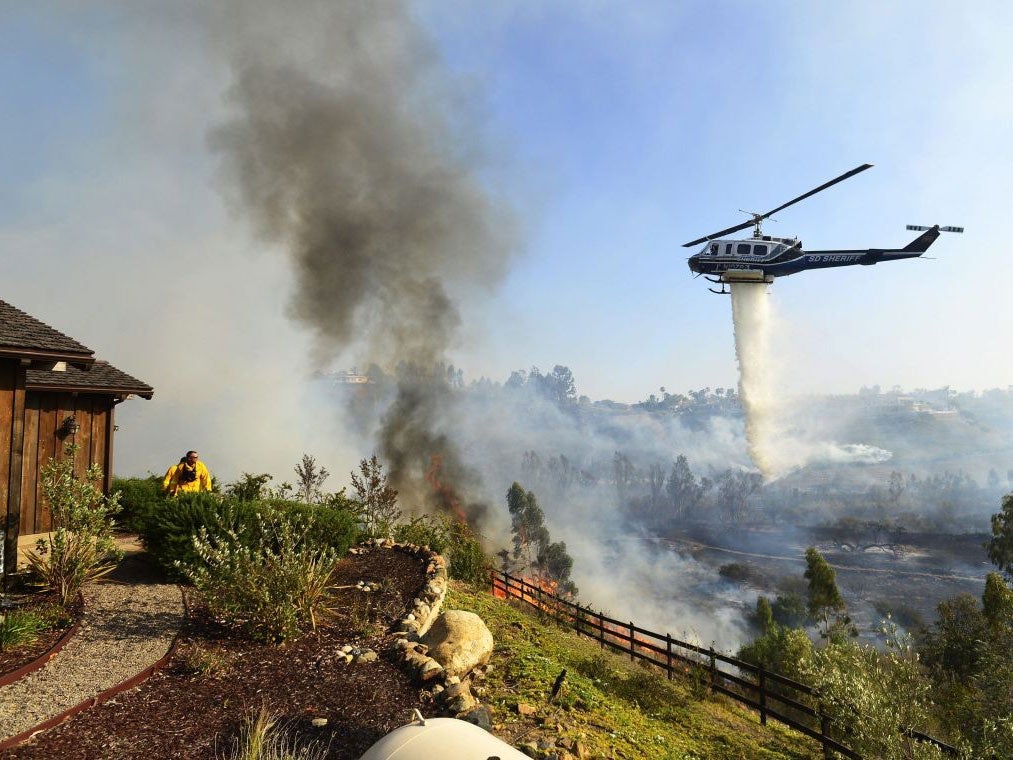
[0,593,82,679]
[3,546,433,759]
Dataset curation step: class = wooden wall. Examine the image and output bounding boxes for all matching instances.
[18,392,114,536]
[1,359,26,574]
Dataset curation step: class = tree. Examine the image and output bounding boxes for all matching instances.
[226,473,273,501]
[293,454,329,504]
[755,596,774,635]
[986,493,1013,579]
[505,482,576,594]
[350,455,400,538]
[665,455,703,517]
[804,547,848,639]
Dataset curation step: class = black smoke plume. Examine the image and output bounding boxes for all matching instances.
[210,1,516,521]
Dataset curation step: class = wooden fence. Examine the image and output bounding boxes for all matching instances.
[490,569,957,760]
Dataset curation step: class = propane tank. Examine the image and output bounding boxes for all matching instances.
[360,711,529,760]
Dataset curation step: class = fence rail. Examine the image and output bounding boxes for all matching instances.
[490,569,957,760]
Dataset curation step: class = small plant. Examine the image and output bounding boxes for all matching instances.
[221,706,328,760]
[25,447,123,605]
[0,608,51,651]
[351,455,401,538]
[179,644,232,678]
[179,508,341,642]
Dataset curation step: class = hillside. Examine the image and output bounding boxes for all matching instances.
[447,581,818,759]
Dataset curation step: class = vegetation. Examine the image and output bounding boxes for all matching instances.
[505,482,577,595]
[178,507,342,642]
[25,447,123,604]
[392,514,487,584]
[986,492,1013,579]
[447,581,817,759]
[223,706,327,760]
[350,455,401,538]
[0,605,64,652]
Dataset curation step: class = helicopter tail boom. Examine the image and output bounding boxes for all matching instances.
[902,225,941,253]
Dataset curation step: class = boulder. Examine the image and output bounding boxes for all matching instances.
[421,610,494,678]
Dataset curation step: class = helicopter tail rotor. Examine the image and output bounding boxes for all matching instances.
[907,225,964,233]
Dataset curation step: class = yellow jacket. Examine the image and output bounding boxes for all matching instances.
[163,460,212,495]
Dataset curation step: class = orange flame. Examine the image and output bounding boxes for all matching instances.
[425,453,467,523]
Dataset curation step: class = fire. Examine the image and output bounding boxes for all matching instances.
[425,453,468,523]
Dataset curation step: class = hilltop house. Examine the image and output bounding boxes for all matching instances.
[1,299,152,575]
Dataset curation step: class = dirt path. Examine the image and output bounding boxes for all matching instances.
[0,551,183,742]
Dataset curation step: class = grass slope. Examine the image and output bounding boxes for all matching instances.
[447,581,820,760]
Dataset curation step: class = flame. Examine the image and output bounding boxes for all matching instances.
[425,453,468,523]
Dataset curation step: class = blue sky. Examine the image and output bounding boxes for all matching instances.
[1,1,1010,477]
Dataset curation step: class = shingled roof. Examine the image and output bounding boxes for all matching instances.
[26,361,154,399]
[0,299,94,361]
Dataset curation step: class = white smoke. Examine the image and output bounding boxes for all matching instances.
[730,283,893,479]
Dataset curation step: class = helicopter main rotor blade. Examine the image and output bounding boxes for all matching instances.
[682,163,873,248]
[763,163,873,218]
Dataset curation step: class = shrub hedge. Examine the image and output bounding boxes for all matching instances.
[136,493,361,580]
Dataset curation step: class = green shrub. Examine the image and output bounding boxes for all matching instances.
[26,449,123,604]
[0,607,52,651]
[139,494,360,580]
[179,507,342,642]
[137,493,259,580]
[393,514,488,584]
[112,475,167,532]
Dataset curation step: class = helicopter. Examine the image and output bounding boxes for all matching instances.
[685,163,963,294]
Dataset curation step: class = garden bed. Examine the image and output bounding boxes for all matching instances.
[2,546,433,759]
[0,593,82,684]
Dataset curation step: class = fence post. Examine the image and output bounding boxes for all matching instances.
[666,634,673,681]
[819,704,831,760]
[598,612,605,649]
[536,583,542,614]
[758,665,767,726]
[629,622,635,661]
[708,646,716,692]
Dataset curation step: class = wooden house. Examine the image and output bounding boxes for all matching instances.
[1,299,152,575]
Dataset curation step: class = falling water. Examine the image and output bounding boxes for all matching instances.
[730,283,776,479]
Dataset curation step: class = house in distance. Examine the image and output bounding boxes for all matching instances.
[0,298,152,576]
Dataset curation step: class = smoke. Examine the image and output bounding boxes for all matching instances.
[730,283,895,479]
[210,1,516,517]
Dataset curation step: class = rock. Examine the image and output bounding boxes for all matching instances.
[441,682,468,700]
[311,717,328,728]
[421,610,494,678]
[343,654,354,665]
[446,675,460,685]
[341,645,353,654]
[461,705,492,732]
[355,650,378,664]
[419,658,444,681]
[517,702,537,716]
[448,691,478,714]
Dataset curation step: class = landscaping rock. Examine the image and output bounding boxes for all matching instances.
[421,610,493,677]
[461,705,492,731]
[355,650,378,664]
[311,717,328,727]
[517,702,537,716]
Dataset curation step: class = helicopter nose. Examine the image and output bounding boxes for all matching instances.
[687,255,699,272]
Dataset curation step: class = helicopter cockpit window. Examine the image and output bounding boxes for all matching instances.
[709,244,719,255]
[753,245,768,256]
[737,244,751,256]
[725,244,732,256]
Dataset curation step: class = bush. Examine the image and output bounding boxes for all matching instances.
[137,493,259,579]
[393,514,487,584]
[138,494,361,580]
[112,475,167,532]
[0,607,54,651]
[179,507,342,642]
[25,449,122,604]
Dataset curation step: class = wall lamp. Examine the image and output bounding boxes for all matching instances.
[60,416,80,436]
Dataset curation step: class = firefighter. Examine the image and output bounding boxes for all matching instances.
[162,450,212,495]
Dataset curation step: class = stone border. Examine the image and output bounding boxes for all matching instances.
[0,593,85,689]
[353,539,486,722]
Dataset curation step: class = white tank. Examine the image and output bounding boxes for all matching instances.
[360,712,529,760]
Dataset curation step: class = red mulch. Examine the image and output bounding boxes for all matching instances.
[2,547,435,759]
[0,593,81,679]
